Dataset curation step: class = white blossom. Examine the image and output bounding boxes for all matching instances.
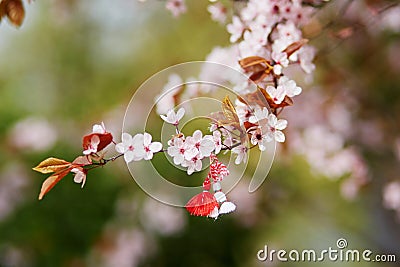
[160,108,185,126]
[232,144,248,164]
[115,133,145,163]
[249,107,269,124]
[166,0,187,17]
[227,16,244,43]
[207,2,226,24]
[264,114,287,143]
[142,133,162,160]
[266,85,286,104]
[72,168,86,188]
[278,76,302,97]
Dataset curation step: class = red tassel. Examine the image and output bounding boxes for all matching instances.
[185,191,219,217]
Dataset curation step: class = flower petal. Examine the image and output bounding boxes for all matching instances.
[121,133,132,145]
[268,114,277,127]
[275,119,288,130]
[124,151,134,163]
[115,143,126,153]
[143,132,152,146]
[149,142,163,152]
[275,130,286,143]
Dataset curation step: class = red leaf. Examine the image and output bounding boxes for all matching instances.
[38,168,72,200]
[283,39,308,58]
[72,155,92,166]
[5,0,25,27]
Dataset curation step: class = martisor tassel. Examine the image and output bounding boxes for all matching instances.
[185,191,219,217]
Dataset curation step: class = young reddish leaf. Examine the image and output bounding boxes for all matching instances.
[0,2,6,22]
[239,56,270,69]
[283,39,308,58]
[5,0,25,27]
[32,157,71,174]
[239,56,273,74]
[38,168,71,200]
[72,155,92,166]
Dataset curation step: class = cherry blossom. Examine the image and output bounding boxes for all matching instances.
[236,102,253,125]
[383,181,400,211]
[167,136,190,165]
[212,131,222,155]
[71,167,87,188]
[250,127,270,151]
[165,0,187,17]
[82,122,113,155]
[160,108,185,126]
[232,144,248,164]
[142,133,162,160]
[227,16,244,43]
[155,74,183,114]
[207,2,226,24]
[264,114,287,143]
[298,46,316,74]
[271,51,289,75]
[185,130,215,158]
[249,107,269,124]
[115,133,145,163]
[266,85,286,104]
[182,155,202,175]
[92,122,106,134]
[83,135,100,155]
[278,76,302,97]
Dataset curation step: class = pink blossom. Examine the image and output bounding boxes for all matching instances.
[278,76,302,97]
[166,0,187,17]
[227,16,244,43]
[266,85,286,104]
[383,181,400,211]
[249,107,269,124]
[264,114,287,143]
[155,74,183,115]
[250,127,269,151]
[232,144,248,164]
[71,167,87,188]
[115,133,145,163]
[212,131,222,155]
[142,133,162,160]
[167,137,193,165]
[207,2,226,24]
[160,108,185,126]
[272,51,289,75]
[182,155,202,175]
[83,135,100,155]
[299,46,316,74]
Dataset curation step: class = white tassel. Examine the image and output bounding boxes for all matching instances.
[219,201,236,214]
[208,206,219,219]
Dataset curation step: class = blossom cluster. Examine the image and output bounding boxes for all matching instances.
[33,0,337,220]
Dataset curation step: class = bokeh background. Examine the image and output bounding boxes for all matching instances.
[0,0,399,266]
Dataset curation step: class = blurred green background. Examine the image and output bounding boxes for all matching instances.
[0,0,399,266]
